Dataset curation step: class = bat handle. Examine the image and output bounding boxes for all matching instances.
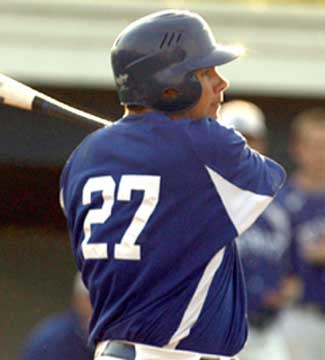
[32,96,112,129]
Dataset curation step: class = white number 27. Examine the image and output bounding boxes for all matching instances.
[81,175,160,261]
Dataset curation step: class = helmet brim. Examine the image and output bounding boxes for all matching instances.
[189,44,244,70]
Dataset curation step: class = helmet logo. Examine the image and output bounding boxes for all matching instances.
[160,32,183,49]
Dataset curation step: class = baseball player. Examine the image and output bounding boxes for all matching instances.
[220,100,292,360]
[278,107,325,359]
[20,273,93,360]
[60,10,286,360]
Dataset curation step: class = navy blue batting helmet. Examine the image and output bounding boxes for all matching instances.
[110,10,242,113]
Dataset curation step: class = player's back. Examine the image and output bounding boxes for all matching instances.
[60,111,286,356]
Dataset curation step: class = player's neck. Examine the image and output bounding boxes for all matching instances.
[124,106,153,116]
[293,170,325,192]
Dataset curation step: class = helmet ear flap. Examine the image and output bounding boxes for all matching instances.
[152,72,202,113]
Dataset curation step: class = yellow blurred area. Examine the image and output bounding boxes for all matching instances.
[92,0,325,4]
[168,0,325,4]
[117,0,325,5]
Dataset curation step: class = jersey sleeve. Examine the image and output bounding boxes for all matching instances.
[186,118,286,236]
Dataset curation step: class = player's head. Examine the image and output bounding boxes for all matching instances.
[290,107,325,175]
[110,10,243,118]
[72,272,92,327]
[219,100,267,153]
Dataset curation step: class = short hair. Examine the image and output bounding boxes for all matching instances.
[291,107,325,141]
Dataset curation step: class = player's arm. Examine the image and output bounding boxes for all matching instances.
[186,118,286,236]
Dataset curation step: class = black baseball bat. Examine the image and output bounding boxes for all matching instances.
[0,73,112,129]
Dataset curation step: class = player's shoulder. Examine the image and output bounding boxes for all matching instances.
[61,120,120,172]
[185,116,242,138]
[184,117,246,166]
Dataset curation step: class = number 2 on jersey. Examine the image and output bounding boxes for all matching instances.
[81,175,161,260]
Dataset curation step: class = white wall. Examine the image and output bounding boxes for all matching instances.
[1,0,324,97]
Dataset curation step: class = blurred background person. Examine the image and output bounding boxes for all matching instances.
[279,107,325,359]
[220,100,293,360]
[20,272,93,360]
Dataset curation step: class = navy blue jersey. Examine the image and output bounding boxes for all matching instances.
[279,181,325,305]
[60,112,285,356]
[20,310,93,360]
[236,201,290,315]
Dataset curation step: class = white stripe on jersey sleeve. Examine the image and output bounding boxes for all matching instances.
[205,165,273,235]
[165,247,225,349]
